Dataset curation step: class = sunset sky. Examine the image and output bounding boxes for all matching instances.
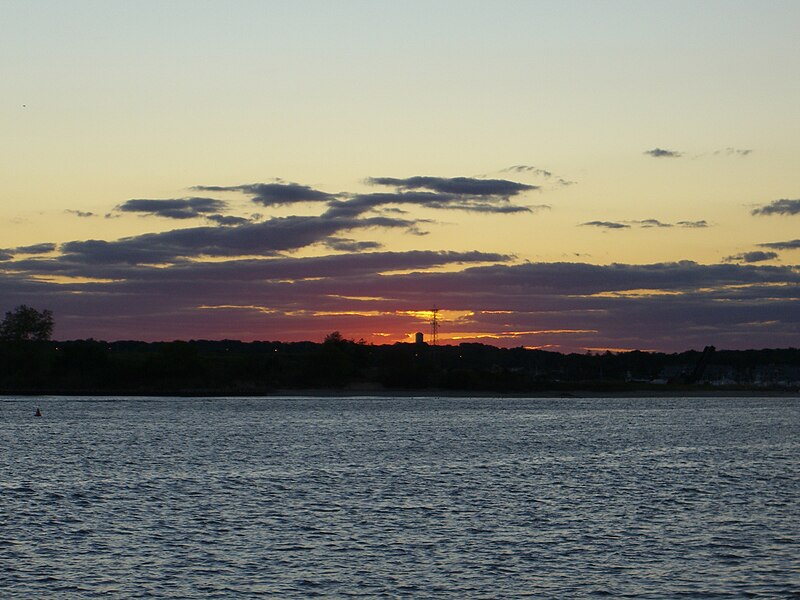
[2,1,799,352]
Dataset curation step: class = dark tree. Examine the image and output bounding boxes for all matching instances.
[324,331,345,345]
[0,305,54,341]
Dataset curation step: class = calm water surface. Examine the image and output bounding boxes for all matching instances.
[2,396,798,598]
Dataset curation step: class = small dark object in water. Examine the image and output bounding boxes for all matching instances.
[35,407,42,417]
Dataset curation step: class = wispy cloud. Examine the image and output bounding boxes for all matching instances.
[503,165,553,177]
[582,219,709,230]
[632,219,710,229]
[192,176,539,216]
[751,199,800,216]
[66,209,96,218]
[205,214,252,226]
[647,147,752,160]
[115,197,228,219]
[328,192,533,216]
[324,175,543,216]
[0,243,57,261]
[55,214,420,266]
[323,238,383,252]
[367,176,536,197]
[644,148,682,158]
[4,250,511,287]
[724,251,778,263]
[631,219,672,228]
[759,239,800,251]
[581,221,630,229]
[501,165,575,186]
[194,182,335,207]
[713,147,753,157]
[14,243,57,254]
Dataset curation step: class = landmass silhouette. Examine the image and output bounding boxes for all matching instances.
[1,335,798,396]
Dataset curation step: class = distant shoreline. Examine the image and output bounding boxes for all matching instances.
[273,388,800,399]
[3,340,798,397]
[3,387,798,399]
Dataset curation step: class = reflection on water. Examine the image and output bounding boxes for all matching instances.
[2,396,798,598]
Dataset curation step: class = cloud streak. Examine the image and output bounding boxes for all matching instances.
[724,251,778,263]
[323,238,384,252]
[56,214,420,265]
[581,221,630,229]
[581,219,709,230]
[501,165,575,186]
[503,165,553,177]
[644,148,682,158]
[194,182,335,207]
[14,243,57,254]
[367,176,536,197]
[327,192,533,216]
[191,176,540,216]
[713,147,752,157]
[0,243,57,261]
[752,199,800,216]
[205,214,252,226]
[116,198,228,219]
[632,219,671,228]
[759,239,800,251]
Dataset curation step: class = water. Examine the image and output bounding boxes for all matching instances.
[1,396,798,598]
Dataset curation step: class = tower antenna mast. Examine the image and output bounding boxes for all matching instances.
[431,305,440,346]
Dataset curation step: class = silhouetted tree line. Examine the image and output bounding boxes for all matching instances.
[1,333,799,395]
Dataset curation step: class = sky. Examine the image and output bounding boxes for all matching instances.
[2,0,799,352]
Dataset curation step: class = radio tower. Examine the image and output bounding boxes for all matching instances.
[430,305,440,346]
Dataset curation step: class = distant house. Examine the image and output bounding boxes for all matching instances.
[699,365,738,386]
[753,364,800,387]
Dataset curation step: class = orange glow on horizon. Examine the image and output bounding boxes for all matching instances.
[449,328,598,341]
[583,347,652,354]
[398,309,474,322]
[328,294,392,302]
[585,289,684,299]
[27,275,123,285]
[192,304,608,348]
[198,304,277,314]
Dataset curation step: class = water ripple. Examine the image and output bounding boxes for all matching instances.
[1,395,798,598]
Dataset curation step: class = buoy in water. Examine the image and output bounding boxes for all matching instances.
[35,407,42,417]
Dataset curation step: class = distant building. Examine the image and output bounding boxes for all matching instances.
[415,332,424,344]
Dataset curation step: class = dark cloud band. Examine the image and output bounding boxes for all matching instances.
[3,258,799,351]
[581,221,630,229]
[116,197,228,219]
[724,251,778,263]
[194,183,334,206]
[56,213,420,265]
[367,176,537,197]
[760,239,800,251]
[582,219,709,230]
